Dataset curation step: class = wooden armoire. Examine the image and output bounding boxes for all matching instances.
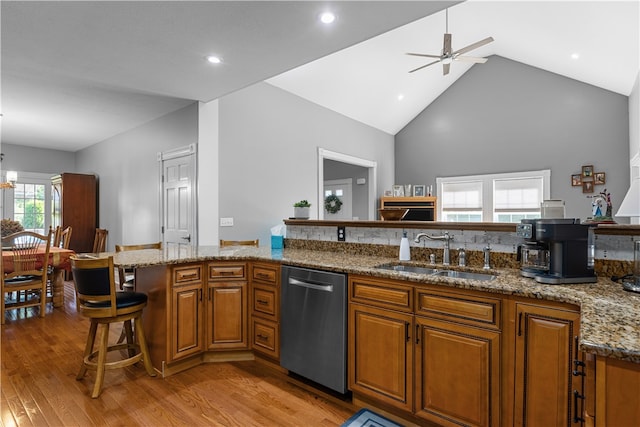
[51,173,97,253]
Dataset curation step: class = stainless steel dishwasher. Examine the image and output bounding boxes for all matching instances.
[280,265,347,394]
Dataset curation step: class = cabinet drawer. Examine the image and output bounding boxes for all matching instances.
[173,264,202,285]
[415,288,501,329]
[251,283,278,319]
[208,263,246,280]
[251,317,279,360]
[252,263,279,284]
[349,275,413,312]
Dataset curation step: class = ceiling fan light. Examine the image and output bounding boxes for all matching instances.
[320,12,336,24]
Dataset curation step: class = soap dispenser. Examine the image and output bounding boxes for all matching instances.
[399,231,411,261]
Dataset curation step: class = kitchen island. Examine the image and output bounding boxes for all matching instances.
[109,245,639,426]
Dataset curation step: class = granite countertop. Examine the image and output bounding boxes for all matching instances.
[104,245,640,364]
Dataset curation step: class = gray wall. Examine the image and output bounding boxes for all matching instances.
[324,159,369,220]
[217,82,394,244]
[0,143,75,174]
[395,56,630,221]
[75,103,198,250]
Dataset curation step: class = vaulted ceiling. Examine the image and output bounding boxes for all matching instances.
[1,1,638,152]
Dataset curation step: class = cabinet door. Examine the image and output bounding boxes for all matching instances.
[349,303,413,412]
[206,281,248,350]
[514,304,580,427]
[171,283,204,361]
[415,317,500,427]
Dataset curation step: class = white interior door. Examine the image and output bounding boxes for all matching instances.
[324,179,352,220]
[160,145,197,249]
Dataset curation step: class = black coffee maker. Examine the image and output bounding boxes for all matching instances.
[527,219,596,284]
[516,219,550,279]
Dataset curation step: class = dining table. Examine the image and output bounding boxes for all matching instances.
[2,246,75,308]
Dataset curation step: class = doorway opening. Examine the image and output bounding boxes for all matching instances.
[317,148,377,220]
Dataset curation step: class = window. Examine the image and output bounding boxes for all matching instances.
[2,173,53,234]
[437,170,550,223]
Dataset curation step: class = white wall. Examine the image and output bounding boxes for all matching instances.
[216,82,394,244]
[76,103,198,250]
[197,100,220,245]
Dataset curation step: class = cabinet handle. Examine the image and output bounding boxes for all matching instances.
[181,273,198,279]
[256,273,270,279]
[257,299,269,305]
[405,322,410,342]
[518,312,523,336]
[415,324,420,344]
[199,289,202,301]
[573,390,585,423]
[257,334,268,341]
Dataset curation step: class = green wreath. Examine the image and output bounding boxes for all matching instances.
[324,194,343,214]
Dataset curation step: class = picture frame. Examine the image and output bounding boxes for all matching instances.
[594,172,606,185]
[413,185,425,197]
[392,185,405,197]
[582,165,594,179]
[571,174,582,186]
[582,180,594,193]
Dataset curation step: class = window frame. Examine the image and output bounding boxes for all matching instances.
[436,169,551,223]
[2,172,53,234]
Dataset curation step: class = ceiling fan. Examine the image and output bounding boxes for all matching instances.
[407,9,494,76]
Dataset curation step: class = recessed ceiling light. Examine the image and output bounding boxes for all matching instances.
[571,53,580,60]
[320,12,336,24]
[206,55,222,64]
[397,94,405,101]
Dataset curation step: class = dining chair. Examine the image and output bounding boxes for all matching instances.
[92,228,108,253]
[59,226,72,249]
[50,225,62,248]
[219,239,259,247]
[1,231,52,324]
[114,242,162,291]
[71,255,156,398]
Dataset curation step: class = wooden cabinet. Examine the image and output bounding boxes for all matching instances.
[349,275,502,424]
[206,262,248,351]
[249,262,281,360]
[349,302,414,412]
[584,354,640,426]
[51,173,97,253]
[348,276,415,412]
[414,288,502,426]
[513,303,581,426]
[170,264,204,361]
[379,196,437,221]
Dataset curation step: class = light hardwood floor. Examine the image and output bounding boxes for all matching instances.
[1,282,356,426]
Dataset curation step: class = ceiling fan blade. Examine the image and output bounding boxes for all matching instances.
[443,63,450,76]
[455,56,488,64]
[409,60,440,73]
[443,33,452,55]
[452,36,494,56]
[406,52,442,59]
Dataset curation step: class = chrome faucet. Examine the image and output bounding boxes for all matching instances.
[483,244,491,270]
[415,231,453,265]
[458,248,466,267]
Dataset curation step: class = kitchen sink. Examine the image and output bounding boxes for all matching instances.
[374,263,439,275]
[433,270,497,281]
[374,263,497,281]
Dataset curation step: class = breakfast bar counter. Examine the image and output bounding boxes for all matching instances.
[106,245,640,364]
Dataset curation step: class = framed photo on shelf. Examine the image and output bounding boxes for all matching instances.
[571,174,582,186]
[582,165,594,179]
[413,185,425,197]
[582,180,594,193]
[594,172,606,185]
[392,185,404,197]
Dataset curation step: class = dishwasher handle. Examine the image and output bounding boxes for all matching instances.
[288,277,334,292]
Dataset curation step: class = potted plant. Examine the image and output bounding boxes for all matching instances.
[293,200,311,219]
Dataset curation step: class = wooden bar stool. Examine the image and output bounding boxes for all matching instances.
[71,255,156,398]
